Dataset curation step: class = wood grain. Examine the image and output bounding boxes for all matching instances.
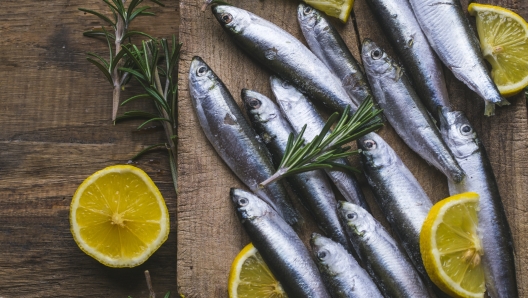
[0,0,179,296]
[177,0,528,297]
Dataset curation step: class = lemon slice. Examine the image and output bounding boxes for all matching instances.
[228,243,287,298]
[469,3,528,97]
[420,192,485,298]
[70,165,169,268]
[303,0,354,23]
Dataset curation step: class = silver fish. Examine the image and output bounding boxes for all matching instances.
[243,89,352,253]
[188,56,299,225]
[358,132,432,276]
[297,4,372,106]
[408,0,508,116]
[211,4,359,114]
[353,0,450,119]
[311,233,383,298]
[362,39,465,183]
[338,201,432,298]
[231,188,331,298]
[439,108,517,298]
[270,76,370,211]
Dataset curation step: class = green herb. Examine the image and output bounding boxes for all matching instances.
[81,0,181,193]
[259,97,383,188]
[80,0,164,121]
[116,37,182,193]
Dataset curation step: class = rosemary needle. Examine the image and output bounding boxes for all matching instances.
[259,97,383,188]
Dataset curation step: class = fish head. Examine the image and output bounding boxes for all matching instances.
[361,39,397,78]
[212,5,251,34]
[338,201,375,237]
[270,76,305,112]
[230,188,271,221]
[297,4,320,31]
[242,89,278,124]
[310,233,347,274]
[357,132,396,170]
[189,56,217,99]
[438,107,479,158]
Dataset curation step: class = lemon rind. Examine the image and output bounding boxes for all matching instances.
[70,165,170,268]
[228,243,258,298]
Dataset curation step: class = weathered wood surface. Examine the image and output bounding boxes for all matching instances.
[0,0,179,297]
[177,0,528,297]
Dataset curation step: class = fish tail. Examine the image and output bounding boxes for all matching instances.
[484,101,496,116]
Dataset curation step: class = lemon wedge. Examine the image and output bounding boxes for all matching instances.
[420,192,485,298]
[70,165,170,268]
[303,0,354,23]
[228,243,287,298]
[469,3,528,97]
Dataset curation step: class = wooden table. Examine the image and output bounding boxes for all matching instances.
[1,0,526,297]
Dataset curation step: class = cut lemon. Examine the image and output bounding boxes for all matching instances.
[469,3,528,97]
[70,165,169,268]
[304,0,353,23]
[420,192,485,298]
[228,243,287,298]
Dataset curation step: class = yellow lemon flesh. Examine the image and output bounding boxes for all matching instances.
[420,192,485,298]
[228,243,288,298]
[70,165,169,268]
[304,0,354,23]
[469,3,528,97]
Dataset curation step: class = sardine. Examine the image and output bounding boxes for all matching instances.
[311,233,383,298]
[338,201,432,298]
[439,108,518,298]
[297,4,372,106]
[231,188,331,298]
[211,4,360,114]
[188,56,299,225]
[270,75,370,211]
[357,0,450,119]
[358,132,450,298]
[408,0,508,116]
[362,39,465,183]
[243,89,352,253]
[357,132,432,276]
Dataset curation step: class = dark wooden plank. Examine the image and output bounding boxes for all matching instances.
[177,0,528,297]
[0,0,179,296]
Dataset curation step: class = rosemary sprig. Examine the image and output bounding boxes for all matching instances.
[80,0,164,121]
[259,97,383,188]
[116,37,182,193]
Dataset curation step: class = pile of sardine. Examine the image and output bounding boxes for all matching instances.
[188,1,517,297]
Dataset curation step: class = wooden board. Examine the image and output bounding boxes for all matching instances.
[0,0,179,296]
[177,0,528,297]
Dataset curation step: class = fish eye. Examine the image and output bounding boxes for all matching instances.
[371,49,383,60]
[221,13,233,24]
[317,250,327,260]
[363,140,377,150]
[238,198,249,206]
[346,212,358,220]
[248,98,261,109]
[196,66,207,77]
[460,124,472,135]
[303,6,313,15]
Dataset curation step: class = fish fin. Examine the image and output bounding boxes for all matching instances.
[484,101,495,116]
[497,97,510,106]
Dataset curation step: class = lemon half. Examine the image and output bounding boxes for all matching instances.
[70,165,170,268]
[228,243,287,298]
[469,3,528,97]
[420,192,485,298]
